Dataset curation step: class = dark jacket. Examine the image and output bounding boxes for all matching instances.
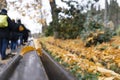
[23,28,30,42]
[17,22,30,42]
[9,21,20,41]
[0,11,19,39]
[0,15,13,39]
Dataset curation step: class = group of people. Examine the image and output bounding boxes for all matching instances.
[0,9,30,60]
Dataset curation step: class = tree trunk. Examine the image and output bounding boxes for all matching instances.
[109,0,119,30]
[49,0,59,38]
[38,0,47,34]
[115,0,119,30]
[104,0,108,28]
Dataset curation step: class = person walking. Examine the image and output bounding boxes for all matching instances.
[0,9,19,60]
[16,19,26,45]
[10,19,19,52]
[23,28,30,43]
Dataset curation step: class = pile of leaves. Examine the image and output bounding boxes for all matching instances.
[85,29,114,47]
[37,36,120,80]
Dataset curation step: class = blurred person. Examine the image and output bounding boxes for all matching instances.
[16,19,25,45]
[10,19,19,52]
[23,28,30,43]
[0,9,18,60]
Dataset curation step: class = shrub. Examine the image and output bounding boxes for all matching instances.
[81,13,114,47]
